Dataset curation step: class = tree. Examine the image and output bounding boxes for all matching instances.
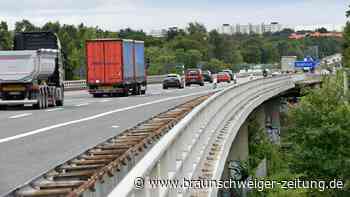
[273,28,295,37]
[203,58,225,72]
[343,6,350,68]
[187,22,207,35]
[42,21,61,34]
[166,27,185,41]
[287,77,350,196]
[15,19,38,32]
[261,43,279,63]
[231,49,244,66]
[241,38,263,63]
[186,49,202,68]
[118,28,147,40]
[208,30,225,60]
[0,21,12,50]
[316,27,328,33]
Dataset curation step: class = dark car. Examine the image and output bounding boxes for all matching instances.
[202,70,213,83]
[185,69,204,86]
[163,74,184,89]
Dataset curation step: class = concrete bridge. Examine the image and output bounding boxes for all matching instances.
[105,75,317,197]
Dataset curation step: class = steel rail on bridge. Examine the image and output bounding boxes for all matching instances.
[110,76,295,197]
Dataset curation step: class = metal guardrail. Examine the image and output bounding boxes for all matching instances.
[63,80,87,90]
[63,75,167,91]
[108,76,295,197]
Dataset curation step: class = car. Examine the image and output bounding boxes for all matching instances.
[249,74,255,80]
[185,69,204,86]
[272,71,281,76]
[202,70,213,83]
[163,74,184,89]
[217,72,231,83]
[222,69,234,81]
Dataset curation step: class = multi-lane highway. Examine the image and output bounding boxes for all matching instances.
[0,79,251,196]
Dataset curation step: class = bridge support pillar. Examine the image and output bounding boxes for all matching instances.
[254,105,266,130]
[221,122,249,180]
[264,97,281,144]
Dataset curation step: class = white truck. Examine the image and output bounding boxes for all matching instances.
[0,32,65,109]
[281,56,297,73]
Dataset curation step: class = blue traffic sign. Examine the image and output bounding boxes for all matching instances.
[295,61,317,68]
[295,57,319,68]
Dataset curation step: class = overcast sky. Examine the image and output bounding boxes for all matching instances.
[0,0,347,32]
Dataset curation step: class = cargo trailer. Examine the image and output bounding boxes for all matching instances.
[86,39,147,97]
[0,32,65,109]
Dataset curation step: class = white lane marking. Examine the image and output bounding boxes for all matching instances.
[0,89,219,144]
[65,99,90,103]
[46,108,64,112]
[99,99,112,103]
[111,125,120,129]
[75,103,89,107]
[9,113,32,119]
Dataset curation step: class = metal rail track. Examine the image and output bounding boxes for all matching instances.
[10,95,210,197]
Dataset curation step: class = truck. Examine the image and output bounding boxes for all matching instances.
[0,32,65,109]
[86,39,147,97]
[281,56,297,73]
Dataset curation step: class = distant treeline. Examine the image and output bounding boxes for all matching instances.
[0,20,344,79]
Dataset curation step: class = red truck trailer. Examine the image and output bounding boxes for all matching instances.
[86,39,147,97]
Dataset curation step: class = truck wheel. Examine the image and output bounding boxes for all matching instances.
[135,85,141,95]
[56,88,64,106]
[93,94,102,98]
[33,92,43,109]
[132,86,141,95]
[44,92,49,109]
[50,88,56,107]
[122,88,129,97]
[51,95,57,107]
[56,99,64,106]
[138,85,142,95]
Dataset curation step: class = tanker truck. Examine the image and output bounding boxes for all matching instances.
[0,32,65,109]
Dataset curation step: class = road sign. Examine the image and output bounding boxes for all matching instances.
[295,56,319,68]
[294,61,317,68]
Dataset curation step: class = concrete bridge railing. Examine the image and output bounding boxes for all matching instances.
[109,76,295,197]
[63,75,167,91]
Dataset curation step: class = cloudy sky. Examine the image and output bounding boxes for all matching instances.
[0,0,347,31]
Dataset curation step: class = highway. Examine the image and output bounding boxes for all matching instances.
[0,79,249,196]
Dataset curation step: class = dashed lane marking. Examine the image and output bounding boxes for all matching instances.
[9,113,33,119]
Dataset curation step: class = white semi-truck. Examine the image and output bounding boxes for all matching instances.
[0,32,65,109]
[281,56,297,72]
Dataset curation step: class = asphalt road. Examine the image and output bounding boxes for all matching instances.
[0,79,250,196]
